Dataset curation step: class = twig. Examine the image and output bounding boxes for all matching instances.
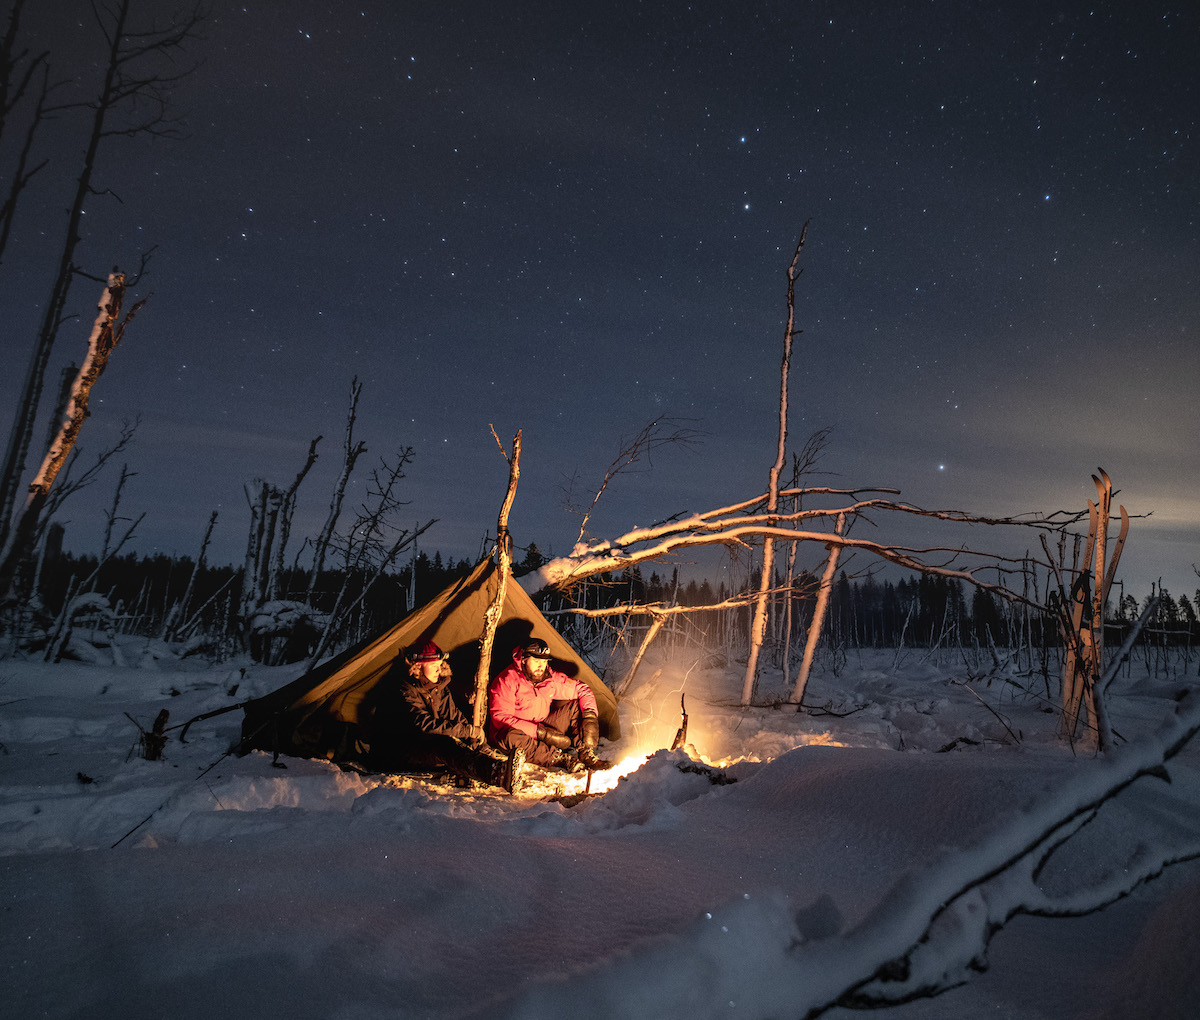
[952,679,1021,744]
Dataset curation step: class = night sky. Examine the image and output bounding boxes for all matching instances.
[3,1,1197,599]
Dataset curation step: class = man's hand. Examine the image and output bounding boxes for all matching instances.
[536,724,573,750]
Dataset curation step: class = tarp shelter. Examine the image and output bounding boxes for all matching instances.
[241,557,621,764]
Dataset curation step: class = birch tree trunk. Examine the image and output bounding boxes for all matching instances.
[0,273,143,603]
[792,513,846,706]
[261,486,283,601]
[782,526,799,692]
[742,223,807,706]
[0,3,131,554]
[0,0,204,555]
[473,428,521,729]
[239,481,267,623]
[618,613,666,698]
[1047,471,1128,751]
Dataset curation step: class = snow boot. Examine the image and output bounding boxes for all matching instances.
[503,747,526,795]
[577,745,612,771]
[545,748,584,773]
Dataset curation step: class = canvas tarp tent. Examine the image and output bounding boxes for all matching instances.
[241,557,620,764]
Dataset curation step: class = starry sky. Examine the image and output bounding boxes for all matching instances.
[3,0,1197,599]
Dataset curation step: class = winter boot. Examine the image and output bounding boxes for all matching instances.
[549,749,588,774]
[577,745,613,771]
[503,747,526,795]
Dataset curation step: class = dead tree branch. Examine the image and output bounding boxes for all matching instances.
[308,377,366,598]
[0,1,205,560]
[523,507,1069,609]
[744,221,807,705]
[161,509,217,643]
[0,273,144,603]
[474,426,522,728]
[791,513,845,705]
[566,418,700,546]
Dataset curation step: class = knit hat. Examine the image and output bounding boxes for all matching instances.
[406,640,445,664]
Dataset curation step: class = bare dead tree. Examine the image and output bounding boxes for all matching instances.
[238,480,269,623]
[616,613,667,698]
[522,487,1086,603]
[236,436,321,626]
[0,273,144,604]
[32,415,138,538]
[46,464,145,647]
[545,587,792,699]
[274,435,320,591]
[305,449,432,668]
[1040,469,1130,750]
[238,478,287,622]
[0,0,42,140]
[781,430,832,690]
[520,475,1133,728]
[92,463,137,575]
[0,0,54,264]
[307,377,366,601]
[0,0,204,561]
[564,418,699,546]
[474,426,522,728]
[781,476,801,688]
[337,450,418,578]
[160,509,217,643]
[791,512,846,705]
[173,571,238,644]
[743,222,808,706]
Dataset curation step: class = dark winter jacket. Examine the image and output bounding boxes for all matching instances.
[395,675,476,743]
[487,646,597,744]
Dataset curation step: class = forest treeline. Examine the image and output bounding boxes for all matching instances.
[555,561,1200,658]
[28,535,1200,668]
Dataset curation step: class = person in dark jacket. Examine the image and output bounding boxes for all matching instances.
[371,640,524,793]
[487,639,611,771]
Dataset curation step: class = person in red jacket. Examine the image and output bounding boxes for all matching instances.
[487,638,610,771]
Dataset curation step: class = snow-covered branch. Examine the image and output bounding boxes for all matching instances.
[521,514,1047,606]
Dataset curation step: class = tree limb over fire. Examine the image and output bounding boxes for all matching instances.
[518,490,1090,606]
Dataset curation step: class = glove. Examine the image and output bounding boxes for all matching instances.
[579,711,599,750]
[576,712,609,770]
[536,724,573,750]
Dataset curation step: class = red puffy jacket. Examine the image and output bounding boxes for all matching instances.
[487,645,598,743]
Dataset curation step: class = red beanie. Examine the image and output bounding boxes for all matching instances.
[406,640,444,664]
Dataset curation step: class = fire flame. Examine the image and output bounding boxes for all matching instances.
[557,753,649,796]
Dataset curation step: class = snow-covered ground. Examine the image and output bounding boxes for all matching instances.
[3,640,1199,1018]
